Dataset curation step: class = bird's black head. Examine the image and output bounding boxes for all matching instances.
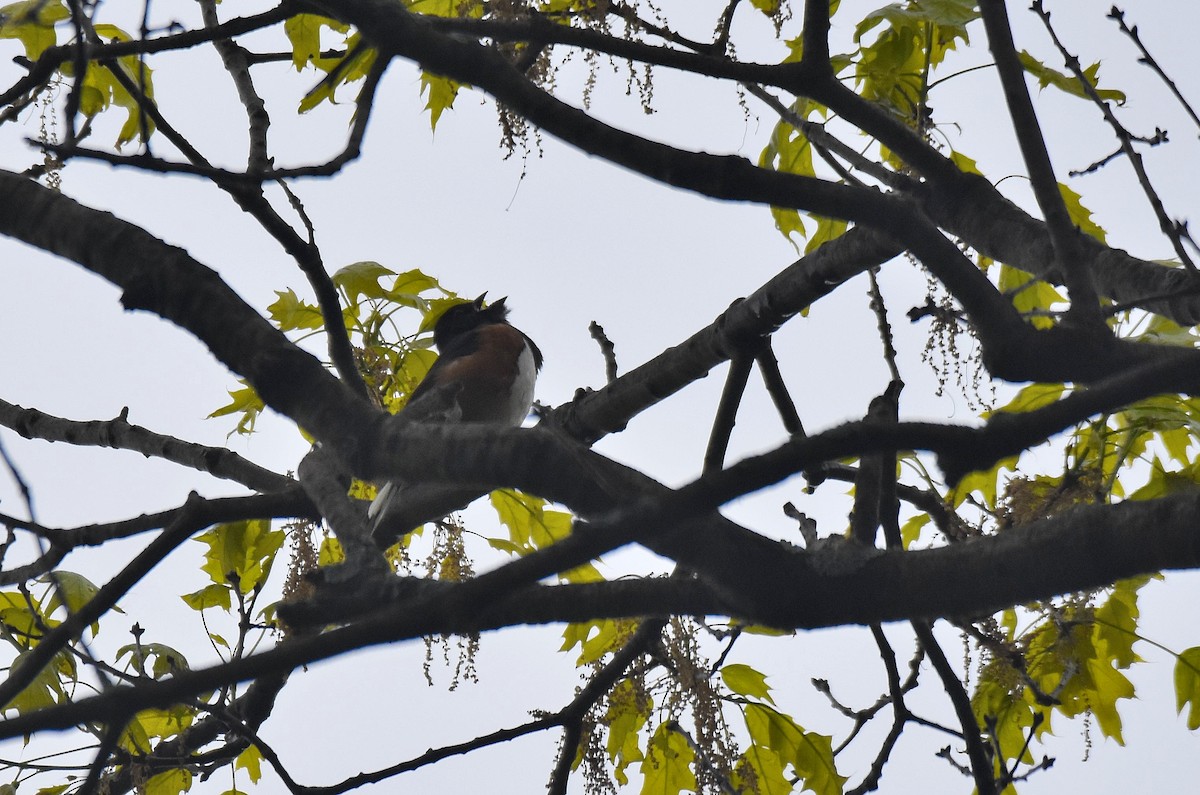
[432,293,509,350]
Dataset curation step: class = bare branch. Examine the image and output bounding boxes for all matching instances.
[1030,0,1197,272]
[913,621,995,795]
[588,320,619,383]
[754,340,805,438]
[704,352,754,474]
[1108,6,1200,134]
[0,399,292,493]
[980,0,1104,326]
[199,0,272,171]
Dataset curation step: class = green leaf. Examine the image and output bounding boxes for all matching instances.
[856,0,978,42]
[973,659,1039,764]
[899,512,930,549]
[209,381,265,436]
[744,704,846,795]
[561,619,626,665]
[421,71,464,130]
[130,705,195,742]
[721,663,775,704]
[640,724,696,795]
[804,216,848,255]
[116,642,190,678]
[949,454,1019,509]
[38,570,116,636]
[268,289,324,331]
[236,744,264,783]
[180,583,233,612]
[0,0,68,59]
[194,519,285,594]
[1094,577,1148,668]
[0,590,53,648]
[950,149,982,175]
[1058,182,1107,243]
[604,678,650,784]
[65,24,157,147]
[1018,50,1126,104]
[759,98,817,247]
[3,648,67,713]
[1083,646,1135,743]
[1175,647,1200,730]
[318,535,345,566]
[297,33,376,112]
[992,382,1067,415]
[333,261,395,305]
[998,265,1065,330]
[733,745,792,795]
[143,768,192,795]
[490,490,599,581]
[386,267,442,304]
[283,14,346,71]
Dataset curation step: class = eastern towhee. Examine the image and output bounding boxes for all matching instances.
[369,294,542,546]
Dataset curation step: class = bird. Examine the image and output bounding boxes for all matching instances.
[368,294,542,547]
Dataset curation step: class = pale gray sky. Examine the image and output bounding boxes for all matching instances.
[1,2,1198,792]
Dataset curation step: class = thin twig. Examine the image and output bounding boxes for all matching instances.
[79,719,128,795]
[1107,7,1200,134]
[1068,127,1167,177]
[1031,0,1197,272]
[588,320,619,383]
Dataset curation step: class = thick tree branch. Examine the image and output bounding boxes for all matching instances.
[921,171,1200,324]
[99,671,291,795]
[7,171,1200,623]
[6,483,1200,741]
[980,0,1104,326]
[550,226,902,443]
[0,399,293,493]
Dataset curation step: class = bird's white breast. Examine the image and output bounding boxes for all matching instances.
[506,343,538,425]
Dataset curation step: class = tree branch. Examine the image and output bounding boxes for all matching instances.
[8,480,1200,743]
[0,399,293,493]
[979,0,1104,326]
[0,491,310,712]
[913,621,995,795]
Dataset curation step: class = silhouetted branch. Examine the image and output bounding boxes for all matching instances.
[913,621,995,795]
[588,320,619,383]
[0,399,293,493]
[980,0,1104,326]
[1032,0,1197,272]
[1108,6,1200,134]
[704,353,754,473]
[0,491,313,711]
